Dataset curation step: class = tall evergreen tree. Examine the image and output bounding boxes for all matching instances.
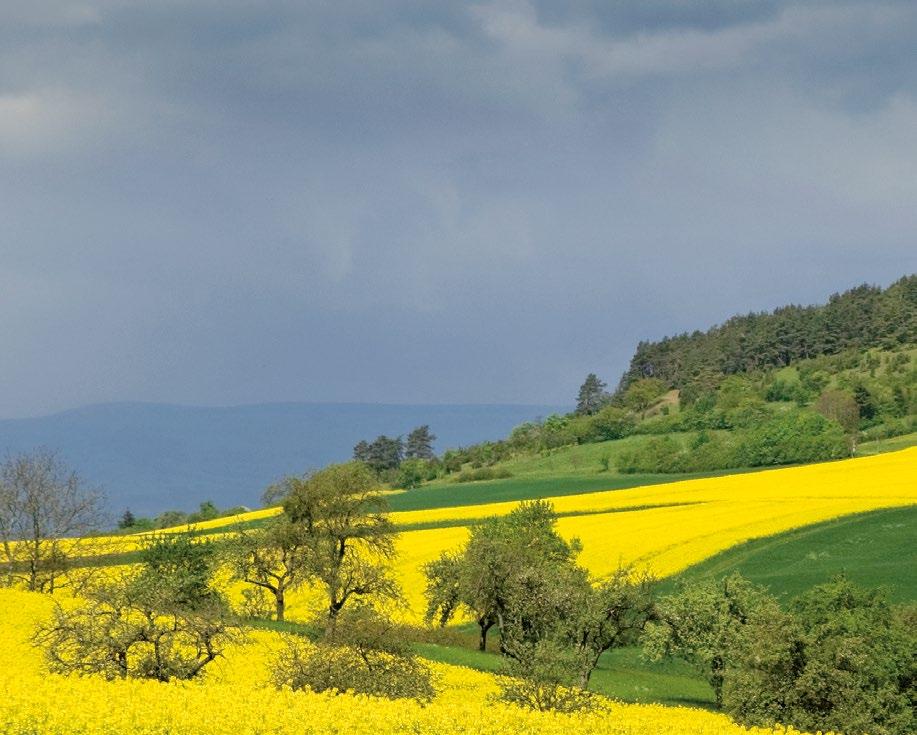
[576,373,608,415]
[405,425,436,460]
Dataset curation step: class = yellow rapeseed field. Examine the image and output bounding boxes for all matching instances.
[390,448,917,616]
[0,587,830,735]
[74,448,917,622]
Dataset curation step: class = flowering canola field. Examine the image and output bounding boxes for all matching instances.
[94,448,916,622]
[0,588,830,735]
[388,448,917,617]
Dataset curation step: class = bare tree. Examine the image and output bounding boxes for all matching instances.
[0,450,106,592]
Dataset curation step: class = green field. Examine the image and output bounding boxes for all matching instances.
[389,471,720,513]
[664,504,917,603]
[414,642,715,708]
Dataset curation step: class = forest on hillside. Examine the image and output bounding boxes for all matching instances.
[617,275,916,394]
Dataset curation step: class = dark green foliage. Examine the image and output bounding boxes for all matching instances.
[189,500,219,522]
[425,502,657,707]
[853,383,878,422]
[353,434,404,473]
[118,509,136,529]
[723,578,916,735]
[135,534,221,610]
[405,425,437,460]
[574,405,635,442]
[618,275,917,393]
[735,410,847,466]
[617,410,848,473]
[424,500,580,651]
[576,373,609,416]
[395,458,427,489]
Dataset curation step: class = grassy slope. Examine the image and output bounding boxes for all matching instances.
[663,504,917,603]
[414,642,716,708]
[252,618,716,709]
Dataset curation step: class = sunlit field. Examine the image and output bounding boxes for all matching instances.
[388,448,917,618]
[0,587,834,735]
[94,447,917,622]
[25,448,908,735]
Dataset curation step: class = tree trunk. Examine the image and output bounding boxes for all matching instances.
[711,656,724,708]
[478,618,493,652]
[275,588,285,622]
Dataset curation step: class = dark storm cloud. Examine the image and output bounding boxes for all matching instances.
[1,1,915,417]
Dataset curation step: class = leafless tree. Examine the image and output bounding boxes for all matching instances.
[0,449,106,592]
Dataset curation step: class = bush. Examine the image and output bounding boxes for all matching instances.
[272,606,435,702]
[35,536,241,682]
[616,434,737,474]
[573,406,635,443]
[273,638,435,702]
[452,467,512,483]
[735,410,848,467]
[616,436,683,473]
[860,415,916,442]
[724,578,916,735]
[395,459,427,489]
[496,639,597,713]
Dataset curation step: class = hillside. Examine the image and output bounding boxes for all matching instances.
[618,274,916,393]
[0,402,568,515]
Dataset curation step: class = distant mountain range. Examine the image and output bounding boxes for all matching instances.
[0,402,569,515]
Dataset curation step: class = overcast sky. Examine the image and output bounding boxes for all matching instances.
[2,1,916,418]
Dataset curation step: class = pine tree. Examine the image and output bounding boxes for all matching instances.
[405,425,436,460]
[576,374,608,415]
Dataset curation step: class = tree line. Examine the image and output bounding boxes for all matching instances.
[617,274,916,395]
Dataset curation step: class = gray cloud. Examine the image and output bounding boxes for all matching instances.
[1,1,915,417]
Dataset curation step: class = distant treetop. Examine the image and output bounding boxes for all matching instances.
[616,274,917,396]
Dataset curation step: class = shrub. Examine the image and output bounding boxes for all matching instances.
[496,639,597,713]
[724,578,916,735]
[452,467,512,483]
[576,406,635,442]
[273,638,435,702]
[272,606,435,702]
[735,410,848,467]
[35,536,241,682]
[395,459,427,489]
[616,436,683,473]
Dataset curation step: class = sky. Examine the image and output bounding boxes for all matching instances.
[2,0,916,419]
